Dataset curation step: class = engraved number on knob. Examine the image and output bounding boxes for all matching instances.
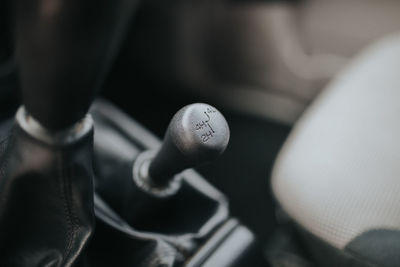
[195,108,217,143]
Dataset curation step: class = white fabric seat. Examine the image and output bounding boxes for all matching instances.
[272,34,400,267]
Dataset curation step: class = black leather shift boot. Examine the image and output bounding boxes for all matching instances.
[0,122,95,266]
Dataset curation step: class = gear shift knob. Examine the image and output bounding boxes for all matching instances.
[147,103,230,186]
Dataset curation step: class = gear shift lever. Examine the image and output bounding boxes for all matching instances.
[0,0,136,266]
[133,103,230,195]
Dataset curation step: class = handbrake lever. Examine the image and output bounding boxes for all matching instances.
[0,0,137,266]
[15,0,137,130]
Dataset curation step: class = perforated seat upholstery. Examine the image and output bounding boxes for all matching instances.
[272,34,400,267]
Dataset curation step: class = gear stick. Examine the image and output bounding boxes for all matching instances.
[132,103,230,196]
[0,0,136,266]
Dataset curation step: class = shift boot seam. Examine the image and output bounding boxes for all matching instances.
[58,151,76,265]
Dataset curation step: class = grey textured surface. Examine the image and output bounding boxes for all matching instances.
[272,34,400,249]
[164,103,230,162]
[148,103,230,185]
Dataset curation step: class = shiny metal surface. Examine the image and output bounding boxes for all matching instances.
[16,106,93,145]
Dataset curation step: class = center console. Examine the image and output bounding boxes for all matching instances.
[0,0,256,265]
[88,100,255,266]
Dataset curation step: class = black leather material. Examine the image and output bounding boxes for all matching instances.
[346,230,400,267]
[297,225,376,267]
[88,196,181,267]
[0,123,95,266]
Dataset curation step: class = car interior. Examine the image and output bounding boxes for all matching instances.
[0,0,400,266]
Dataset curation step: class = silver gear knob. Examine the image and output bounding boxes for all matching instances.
[147,103,230,186]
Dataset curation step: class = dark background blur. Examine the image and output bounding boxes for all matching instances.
[1,0,400,256]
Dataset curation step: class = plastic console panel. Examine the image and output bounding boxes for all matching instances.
[86,99,255,266]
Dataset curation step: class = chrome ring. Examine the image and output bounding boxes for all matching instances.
[16,106,93,145]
